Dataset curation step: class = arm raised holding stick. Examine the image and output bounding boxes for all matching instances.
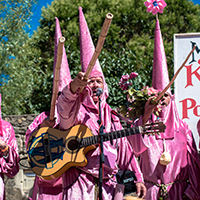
[79,13,113,92]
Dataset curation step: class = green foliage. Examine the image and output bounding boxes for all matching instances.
[119,87,161,119]
[28,0,200,112]
[1,0,200,114]
[0,0,39,115]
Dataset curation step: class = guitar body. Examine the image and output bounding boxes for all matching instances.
[27,125,95,180]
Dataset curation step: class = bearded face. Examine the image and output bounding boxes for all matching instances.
[88,77,104,104]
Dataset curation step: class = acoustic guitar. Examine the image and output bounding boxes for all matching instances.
[27,122,166,180]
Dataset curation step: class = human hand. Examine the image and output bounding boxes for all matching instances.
[0,138,9,156]
[70,72,88,94]
[135,182,147,199]
[142,96,158,124]
[39,118,55,128]
[0,138,7,150]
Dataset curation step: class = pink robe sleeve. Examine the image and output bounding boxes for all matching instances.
[127,116,149,156]
[0,120,19,178]
[57,83,88,130]
[25,111,49,147]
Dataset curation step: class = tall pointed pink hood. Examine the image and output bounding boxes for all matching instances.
[54,17,71,92]
[152,19,179,139]
[78,7,108,99]
[152,19,171,95]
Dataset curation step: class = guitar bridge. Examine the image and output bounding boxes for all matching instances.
[42,133,53,168]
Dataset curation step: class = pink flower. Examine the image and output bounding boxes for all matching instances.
[142,86,149,92]
[144,0,167,15]
[121,74,129,81]
[148,87,159,96]
[119,72,138,91]
[142,86,159,96]
[129,72,138,79]
[122,83,128,91]
[127,95,135,103]
[119,81,129,91]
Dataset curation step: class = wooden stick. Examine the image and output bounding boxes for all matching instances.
[79,13,113,92]
[49,36,65,121]
[111,110,133,124]
[154,44,196,102]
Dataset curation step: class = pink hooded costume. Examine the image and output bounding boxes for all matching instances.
[0,94,20,200]
[57,7,144,200]
[25,17,71,200]
[128,20,200,200]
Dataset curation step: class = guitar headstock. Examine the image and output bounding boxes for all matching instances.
[141,121,166,136]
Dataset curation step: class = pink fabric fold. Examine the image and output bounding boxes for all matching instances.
[54,17,71,92]
[152,19,171,94]
[79,7,109,99]
[128,116,200,200]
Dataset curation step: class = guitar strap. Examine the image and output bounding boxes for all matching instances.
[111,113,118,149]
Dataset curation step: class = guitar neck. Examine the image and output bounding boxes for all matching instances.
[78,126,142,148]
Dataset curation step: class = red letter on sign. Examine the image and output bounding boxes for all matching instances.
[193,105,200,117]
[179,98,196,119]
[184,64,200,88]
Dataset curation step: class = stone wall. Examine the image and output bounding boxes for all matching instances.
[2,114,38,200]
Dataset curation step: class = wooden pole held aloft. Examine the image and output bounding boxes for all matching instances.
[79,13,113,92]
[49,36,65,121]
[154,44,196,102]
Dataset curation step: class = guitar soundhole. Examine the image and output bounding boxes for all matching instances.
[68,139,79,151]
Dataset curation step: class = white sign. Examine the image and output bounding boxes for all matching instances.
[174,33,200,149]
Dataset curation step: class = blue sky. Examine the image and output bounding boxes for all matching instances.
[30,0,200,35]
[30,0,53,34]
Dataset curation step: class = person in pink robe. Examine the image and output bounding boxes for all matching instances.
[25,16,71,200]
[0,94,20,200]
[56,7,146,200]
[57,72,146,200]
[26,111,62,200]
[128,18,200,200]
[128,92,200,200]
